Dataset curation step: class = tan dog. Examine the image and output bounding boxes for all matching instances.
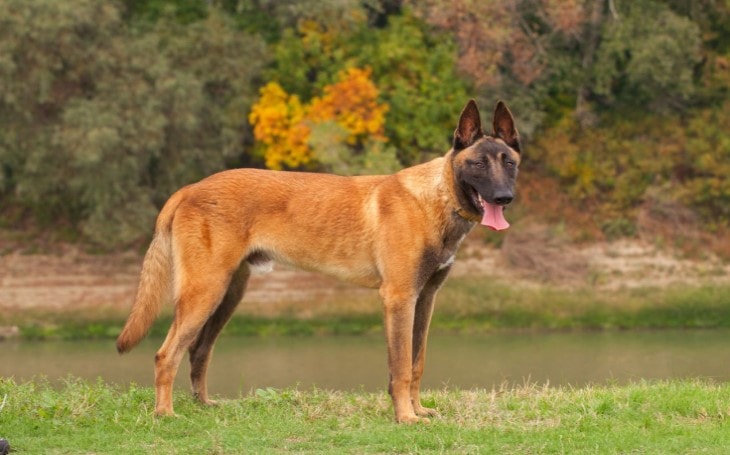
[116,100,521,423]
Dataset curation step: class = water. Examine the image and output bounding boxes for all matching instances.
[2,330,729,396]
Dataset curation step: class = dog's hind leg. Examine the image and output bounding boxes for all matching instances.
[410,267,451,418]
[188,264,250,405]
[153,259,237,416]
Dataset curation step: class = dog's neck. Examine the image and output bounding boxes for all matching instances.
[394,153,478,227]
[441,150,480,224]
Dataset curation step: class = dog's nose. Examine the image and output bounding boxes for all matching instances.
[493,193,513,206]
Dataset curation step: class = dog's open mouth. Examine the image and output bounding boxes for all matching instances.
[470,188,510,231]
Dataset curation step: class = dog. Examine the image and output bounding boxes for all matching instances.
[116,99,521,423]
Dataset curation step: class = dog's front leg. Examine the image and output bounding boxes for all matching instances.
[381,286,422,423]
[410,268,450,418]
[411,267,450,416]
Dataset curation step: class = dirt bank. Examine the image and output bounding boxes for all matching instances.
[1,234,728,316]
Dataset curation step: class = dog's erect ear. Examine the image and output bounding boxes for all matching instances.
[493,101,520,152]
[453,99,483,151]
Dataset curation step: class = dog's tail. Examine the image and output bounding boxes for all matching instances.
[116,191,183,354]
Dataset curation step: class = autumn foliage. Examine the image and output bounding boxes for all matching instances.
[249,67,388,170]
[248,82,310,170]
[2,0,729,250]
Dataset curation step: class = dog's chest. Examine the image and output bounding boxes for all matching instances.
[437,231,467,268]
[418,226,470,288]
[437,254,456,271]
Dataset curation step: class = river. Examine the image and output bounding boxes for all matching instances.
[2,330,729,395]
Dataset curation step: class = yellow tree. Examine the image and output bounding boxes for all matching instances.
[248,82,311,170]
[308,67,388,145]
[249,67,388,170]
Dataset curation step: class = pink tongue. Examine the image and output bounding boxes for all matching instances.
[480,201,510,231]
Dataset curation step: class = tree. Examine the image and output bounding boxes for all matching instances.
[592,0,702,112]
[268,8,471,165]
[248,82,311,170]
[249,67,390,172]
[0,0,266,247]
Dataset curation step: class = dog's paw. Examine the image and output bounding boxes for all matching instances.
[413,405,439,418]
[193,390,221,407]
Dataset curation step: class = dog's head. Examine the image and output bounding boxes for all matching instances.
[450,100,521,230]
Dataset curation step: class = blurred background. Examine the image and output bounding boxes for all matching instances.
[1,0,729,393]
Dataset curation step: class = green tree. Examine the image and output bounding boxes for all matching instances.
[592,0,702,112]
[268,8,470,167]
[351,13,471,164]
[121,0,208,24]
[0,0,125,226]
[0,0,266,247]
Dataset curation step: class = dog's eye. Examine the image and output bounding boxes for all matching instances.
[473,161,486,169]
[504,160,516,169]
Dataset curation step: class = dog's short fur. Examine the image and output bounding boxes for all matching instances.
[117,100,521,423]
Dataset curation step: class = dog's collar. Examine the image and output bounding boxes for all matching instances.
[454,207,481,223]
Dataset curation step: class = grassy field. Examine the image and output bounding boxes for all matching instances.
[0,377,728,453]
[7,279,730,340]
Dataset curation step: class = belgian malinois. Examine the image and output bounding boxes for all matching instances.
[116,100,521,423]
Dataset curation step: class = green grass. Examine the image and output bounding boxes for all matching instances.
[7,279,730,341]
[436,278,730,331]
[1,377,729,453]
